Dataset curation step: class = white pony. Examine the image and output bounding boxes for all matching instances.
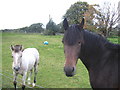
[10,45,39,89]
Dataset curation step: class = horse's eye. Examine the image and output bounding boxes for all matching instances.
[78,42,81,45]
[12,56,13,58]
[62,40,64,43]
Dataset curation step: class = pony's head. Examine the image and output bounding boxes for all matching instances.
[62,18,84,77]
[10,45,23,71]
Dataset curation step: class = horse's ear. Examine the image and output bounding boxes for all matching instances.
[10,45,14,51]
[80,18,84,29]
[63,18,69,30]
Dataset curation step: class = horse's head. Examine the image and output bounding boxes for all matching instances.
[10,45,23,71]
[62,18,84,77]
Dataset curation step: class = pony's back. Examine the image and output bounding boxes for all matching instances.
[22,48,39,70]
[23,48,39,59]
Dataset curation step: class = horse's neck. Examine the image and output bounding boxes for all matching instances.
[80,31,109,70]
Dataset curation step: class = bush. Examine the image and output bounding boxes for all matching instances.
[43,29,56,35]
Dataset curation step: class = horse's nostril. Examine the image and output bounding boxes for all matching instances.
[72,67,74,72]
[64,66,75,77]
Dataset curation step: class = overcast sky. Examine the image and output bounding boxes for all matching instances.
[0,0,119,29]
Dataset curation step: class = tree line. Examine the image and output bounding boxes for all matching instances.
[2,1,120,37]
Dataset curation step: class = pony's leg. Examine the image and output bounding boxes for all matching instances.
[13,72,18,90]
[22,72,27,90]
[27,69,33,85]
[33,62,39,87]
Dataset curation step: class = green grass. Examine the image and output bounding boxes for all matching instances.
[0,32,2,89]
[2,33,119,88]
[107,36,119,44]
[2,33,90,88]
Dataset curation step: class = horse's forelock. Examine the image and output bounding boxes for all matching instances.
[64,24,83,45]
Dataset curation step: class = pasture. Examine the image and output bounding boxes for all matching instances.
[1,33,119,88]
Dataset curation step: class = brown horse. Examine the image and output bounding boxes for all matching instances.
[62,18,120,89]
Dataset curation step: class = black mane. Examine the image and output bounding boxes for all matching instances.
[104,41,120,50]
[82,29,119,51]
[83,30,107,48]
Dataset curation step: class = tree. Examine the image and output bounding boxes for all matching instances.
[45,18,59,35]
[63,1,88,24]
[95,2,119,37]
[18,23,44,33]
[57,22,64,33]
[84,4,100,32]
[29,23,44,33]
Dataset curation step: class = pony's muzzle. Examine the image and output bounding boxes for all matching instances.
[14,67,20,71]
[64,66,76,77]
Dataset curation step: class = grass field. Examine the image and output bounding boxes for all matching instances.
[1,33,119,88]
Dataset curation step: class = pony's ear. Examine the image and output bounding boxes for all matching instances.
[22,49,24,52]
[80,18,84,29]
[10,45,14,51]
[20,45,23,51]
[63,18,69,30]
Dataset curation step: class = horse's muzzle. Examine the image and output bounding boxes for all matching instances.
[64,66,76,77]
[14,67,20,71]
